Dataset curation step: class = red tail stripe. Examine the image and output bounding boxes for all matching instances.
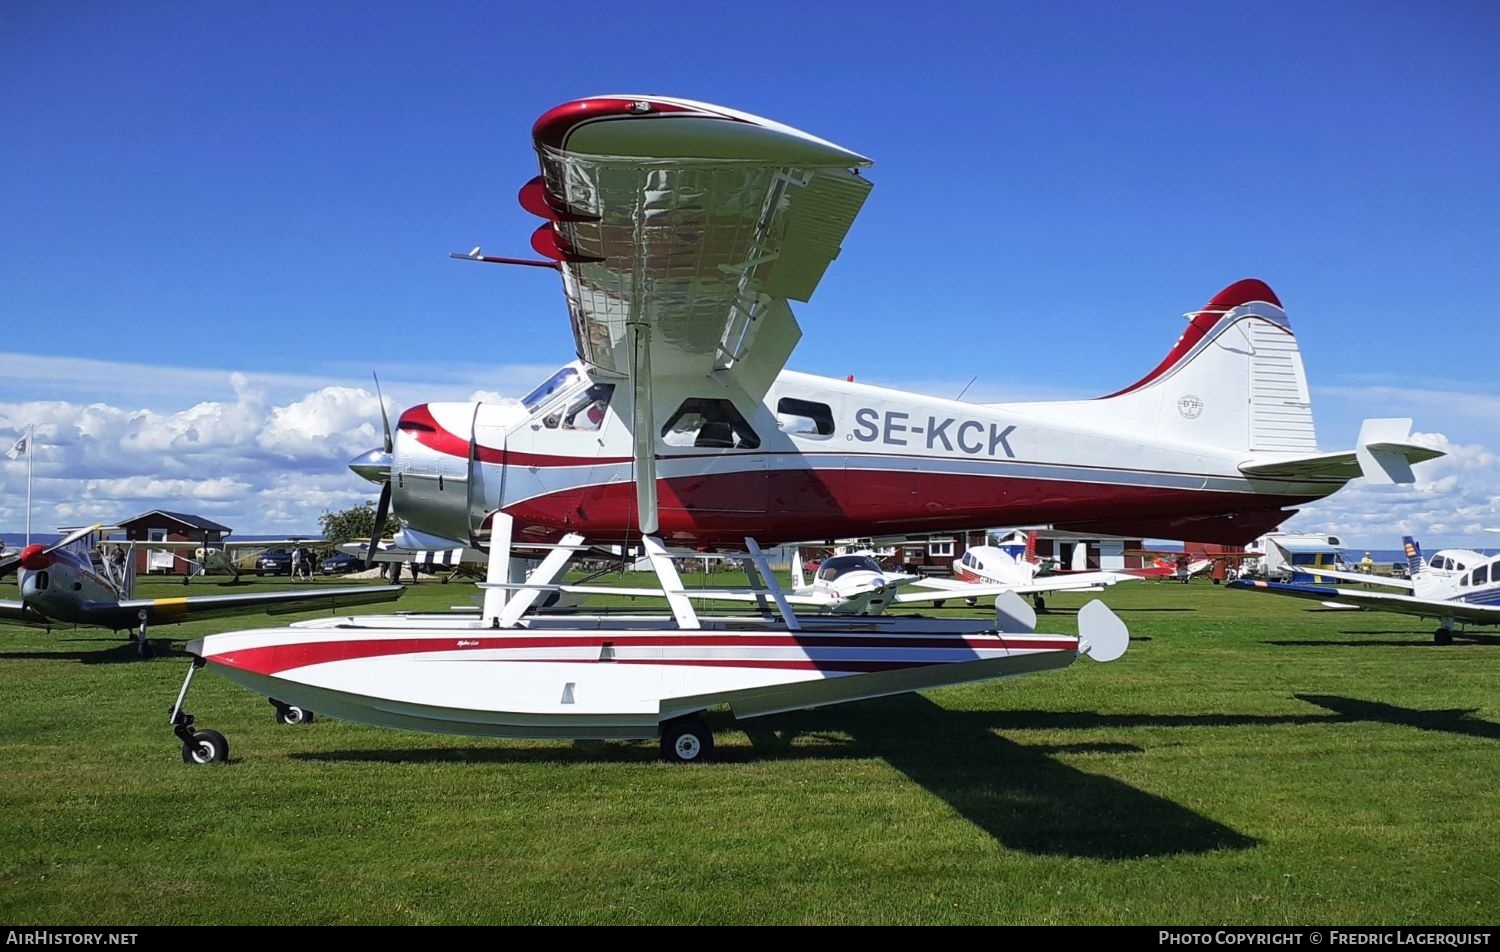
[1101,278,1282,398]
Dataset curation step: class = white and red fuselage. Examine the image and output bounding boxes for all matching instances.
[376,280,1348,554]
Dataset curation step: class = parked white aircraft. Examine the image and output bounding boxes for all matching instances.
[557,551,1136,616]
[1231,536,1500,644]
[0,527,403,659]
[166,95,1436,765]
[944,547,1139,609]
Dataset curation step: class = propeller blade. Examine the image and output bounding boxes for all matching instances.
[366,481,393,570]
[373,372,393,455]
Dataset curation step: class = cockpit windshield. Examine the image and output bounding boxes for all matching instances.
[521,367,581,411]
[816,555,884,581]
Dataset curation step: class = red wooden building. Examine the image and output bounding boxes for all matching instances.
[117,510,232,576]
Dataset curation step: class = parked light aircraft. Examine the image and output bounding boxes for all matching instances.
[946,546,1139,608]
[165,95,1437,765]
[0,526,404,658]
[1231,536,1500,644]
[558,550,1138,616]
[111,536,327,584]
[1123,547,1257,583]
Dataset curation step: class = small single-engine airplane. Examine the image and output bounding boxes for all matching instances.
[1230,536,1500,644]
[0,525,404,658]
[946,546,1139,609]
[166,95,1438,765]
[112,536,328,584]
[1123,546,1258,583]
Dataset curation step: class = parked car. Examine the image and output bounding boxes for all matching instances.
[1391,561,1410,579]
[255,549,294,576]
[321,551,363,575]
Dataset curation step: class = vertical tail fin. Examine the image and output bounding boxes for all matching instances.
[1402,535,1453,600]
[1402,536,1424,579]
[1003,280,1316,458]
[792,548,806,589]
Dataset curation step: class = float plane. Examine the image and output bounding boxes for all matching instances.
[166,95,1438,765]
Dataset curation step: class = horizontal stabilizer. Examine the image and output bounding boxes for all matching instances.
[1239,418,1441,485]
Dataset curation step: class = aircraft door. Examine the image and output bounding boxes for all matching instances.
[655,395,770,534]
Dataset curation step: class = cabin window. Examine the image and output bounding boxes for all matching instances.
[1475,564,1489,586]
[817,555,883,581]
[1430,555,1445,569]
[775,397,835,436]
[1460,574,1469,587]
[522,367,580,411]
[661,398,760,450]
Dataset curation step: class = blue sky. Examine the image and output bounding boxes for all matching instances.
[2,1,1497,544]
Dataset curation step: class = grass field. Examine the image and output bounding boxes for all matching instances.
[1,571,1497,925]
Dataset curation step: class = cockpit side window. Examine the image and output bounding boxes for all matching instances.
[661,398,760,450]
[557,384,615,432]
[522,367,581,411]
[1475,564,1490,586]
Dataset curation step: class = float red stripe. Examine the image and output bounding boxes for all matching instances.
[211,634,1074,676]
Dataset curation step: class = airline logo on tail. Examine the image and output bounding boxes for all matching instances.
[1403,536,1423,577]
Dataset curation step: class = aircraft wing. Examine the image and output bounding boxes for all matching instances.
[554,584,836,610]
[893,571,1138,604]
[502,97,874,533]
[1229,580,1500,625]
[117,585,404,625]
[0,599,52,627]
[1286,567,1415,590]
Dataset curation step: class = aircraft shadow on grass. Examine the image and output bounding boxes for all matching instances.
[0,637,186,665]
[294,693,1500,859]
[1266,632,1500,648]
[294,693,1257,861]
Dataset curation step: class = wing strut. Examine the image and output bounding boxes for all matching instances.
[628,322,659,535]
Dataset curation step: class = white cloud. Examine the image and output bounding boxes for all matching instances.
[258,386,382,459]
[1285,432,1500,548]
[0,355,567,534]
